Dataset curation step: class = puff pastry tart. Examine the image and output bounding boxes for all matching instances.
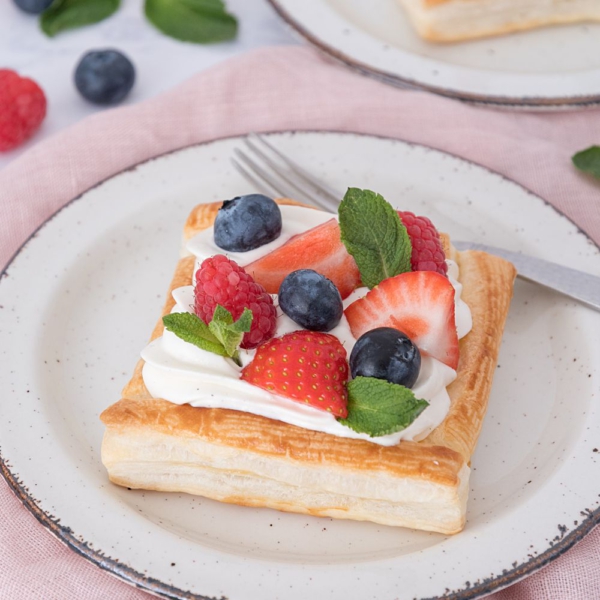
[397,0,600,42]
[101,194,516,535]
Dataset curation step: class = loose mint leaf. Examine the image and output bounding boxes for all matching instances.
[208,306,252,358]
[338,188,412,289]
[162,312,228,358]
[572,146,600,179]
[144,0,237,44]
[40,0,120,37]
[338,377,429,437]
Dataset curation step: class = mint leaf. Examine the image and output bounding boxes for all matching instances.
[40,0,120,37]
[163,307,252,365]
[338,188,412,289]
[208,306,252,358]
[163,312,227,357]
[144,0,237,44]
[572,146,600,179]
[339,377,429,437]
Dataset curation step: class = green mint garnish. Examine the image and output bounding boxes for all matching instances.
[41,0,121,37]
[338,377,429,437]
[572,146,600,179]
[338,188,412,289]
[162,306,251,366]
[144,0,238,44]
[208,305,253,357]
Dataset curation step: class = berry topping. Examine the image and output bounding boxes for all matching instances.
[397,211,447,276]
[349,327,421,389]
[214,194,282,252]
[278,269,343,332]
[74,50,135,105]
[345,271,459,369]
[194,255,276,349]
[241,331,349,417]
[245,219,361,299]
[13,0,53,13]
[0,70,46,152]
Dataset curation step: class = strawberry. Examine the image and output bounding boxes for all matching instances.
[241,331,349,417]
[244,219,361,299]
[344,271,459,369]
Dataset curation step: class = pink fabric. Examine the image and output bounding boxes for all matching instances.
[1,45,599,599]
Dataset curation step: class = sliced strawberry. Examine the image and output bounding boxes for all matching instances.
[244,219,361,299]
[241,331,349,417]
[344,271,459,369]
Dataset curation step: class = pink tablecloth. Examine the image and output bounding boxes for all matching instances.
[1,46,599,599]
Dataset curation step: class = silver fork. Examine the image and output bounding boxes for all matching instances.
[231,133,600,312]
[231,133,343,213]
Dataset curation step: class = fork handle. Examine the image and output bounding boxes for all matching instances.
[453,241,600,312]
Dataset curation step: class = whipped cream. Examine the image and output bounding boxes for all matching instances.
[141,205,472,446]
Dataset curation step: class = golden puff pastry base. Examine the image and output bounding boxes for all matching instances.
[100,199,516,534]
[396,0,600,42]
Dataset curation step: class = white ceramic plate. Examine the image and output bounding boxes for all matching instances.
[1,132,600,600]
[268,0,600,108]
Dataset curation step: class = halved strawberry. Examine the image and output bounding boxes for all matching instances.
[241,331,349,417]
[244,219,361,299]
[344,271,459,369]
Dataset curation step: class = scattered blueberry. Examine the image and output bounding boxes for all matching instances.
[278,269,343,332]
[214,194,282,252]
[74,50,135,105]
[349,327,421,388]
[13,0,53,14]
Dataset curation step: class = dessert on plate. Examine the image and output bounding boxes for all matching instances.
[396,0,600,42]
[100,189,516,534]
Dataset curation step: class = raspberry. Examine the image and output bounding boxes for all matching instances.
[194,255,277,350]
[0,70,47,152]
[398,211,448,276]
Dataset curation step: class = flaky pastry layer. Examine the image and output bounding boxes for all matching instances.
[101,200,516,534]
[397,0,600,42]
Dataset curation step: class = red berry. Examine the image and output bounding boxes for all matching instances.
[194,255,277,349]
[397,211,447,276]
[345,271,459,369]
[0,70,47,152]
[244,219,362,299]
[241,331,349,418]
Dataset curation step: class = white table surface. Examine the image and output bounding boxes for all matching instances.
[0,0,297,171]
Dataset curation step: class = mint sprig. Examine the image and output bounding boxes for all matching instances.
[144,0,238,44]
[338,377,429,437]
[572,146,600,179]
[41,0,120,37]
[338,188,412,289]
[163,306,251,366]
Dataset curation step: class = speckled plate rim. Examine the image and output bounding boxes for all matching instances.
[267,0,600,109]
[0,130,599,600]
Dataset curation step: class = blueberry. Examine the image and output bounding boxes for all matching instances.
[349,327,421,388]
[214,194,282,252]
[74,50,135,105]
[279,269,343,332]
[13,0,53,14]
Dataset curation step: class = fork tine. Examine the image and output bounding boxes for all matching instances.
[242,139,339,213]
[234,148,319,208]
[230,157,281,199]
[250,133,344,203]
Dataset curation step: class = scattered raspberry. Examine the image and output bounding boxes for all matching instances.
[0,70,47,152]
[397,211,447,276]
[194,254,277,349]
[241,331,349,417]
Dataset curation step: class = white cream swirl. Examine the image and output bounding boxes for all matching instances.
[141,205,472,446]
